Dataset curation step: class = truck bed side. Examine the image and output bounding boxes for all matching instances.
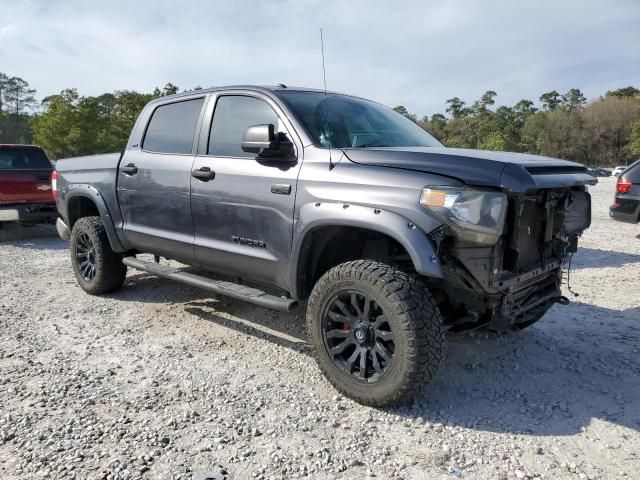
[55,152,127,251]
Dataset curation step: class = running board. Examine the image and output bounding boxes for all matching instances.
[122,257,298,312]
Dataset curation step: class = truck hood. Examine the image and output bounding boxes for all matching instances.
[342,147,597,193]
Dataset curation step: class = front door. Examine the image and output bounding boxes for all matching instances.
[118,97,205,262]
[190,93,302,290]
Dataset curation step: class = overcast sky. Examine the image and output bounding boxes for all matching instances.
[1,0,639,117]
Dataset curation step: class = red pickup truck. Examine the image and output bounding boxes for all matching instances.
[0,144,57,226]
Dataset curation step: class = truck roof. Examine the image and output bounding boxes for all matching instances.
[147,85,353,105]
[0,144,43,149]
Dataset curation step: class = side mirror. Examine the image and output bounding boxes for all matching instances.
[241,124,293,158]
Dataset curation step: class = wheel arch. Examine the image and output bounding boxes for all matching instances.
[291,203,443,300]
[65,186,126,252]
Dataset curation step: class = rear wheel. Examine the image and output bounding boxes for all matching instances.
[306,260,444,406]
[70,216,126,295]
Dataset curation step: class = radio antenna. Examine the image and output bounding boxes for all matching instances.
[320,28,334,169]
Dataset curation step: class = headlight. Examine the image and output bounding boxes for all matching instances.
[420,187,507,244]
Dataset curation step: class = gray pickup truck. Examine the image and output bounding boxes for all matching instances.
[54,85,596,406]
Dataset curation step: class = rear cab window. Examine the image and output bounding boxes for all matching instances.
[0,148,51,170]
[143,98,205,154]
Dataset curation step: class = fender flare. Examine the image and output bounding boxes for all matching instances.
[291,202,443,298]
[64,184,127,252]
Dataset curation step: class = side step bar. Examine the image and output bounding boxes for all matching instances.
[122,257,298,312]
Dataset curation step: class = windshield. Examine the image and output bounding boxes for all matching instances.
[276,91,442,149]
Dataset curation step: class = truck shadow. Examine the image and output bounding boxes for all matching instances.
[572,247,640,269]
[184,300,308,354]
[113,273,309,352]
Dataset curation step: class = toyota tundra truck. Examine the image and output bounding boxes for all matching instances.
[53,86,596,406]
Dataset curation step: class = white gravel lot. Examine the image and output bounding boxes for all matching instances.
[1,177,638,480]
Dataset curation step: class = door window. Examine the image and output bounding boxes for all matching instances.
[143,98,204,154]
[208,95,286,157]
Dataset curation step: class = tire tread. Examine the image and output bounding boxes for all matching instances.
[306,260,444,406]
[71,216,126,295]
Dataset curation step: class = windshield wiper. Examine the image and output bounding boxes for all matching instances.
[353,142,390,148]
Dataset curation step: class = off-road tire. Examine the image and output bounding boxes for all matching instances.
[70,216,126,295]
[306,260,444,406]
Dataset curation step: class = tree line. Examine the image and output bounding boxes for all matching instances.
[0,73,187,159]
[1,71,639,165]
[395,86,640,166]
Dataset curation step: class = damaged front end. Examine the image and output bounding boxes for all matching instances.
[429,187,591,332]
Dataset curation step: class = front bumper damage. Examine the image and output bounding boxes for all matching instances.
[429,188,590,331]
[437,257,567,332]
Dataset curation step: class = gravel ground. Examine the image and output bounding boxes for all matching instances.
[1,177,638,480]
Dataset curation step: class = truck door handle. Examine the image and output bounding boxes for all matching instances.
[192,166,215,181]
[122,163,138,175]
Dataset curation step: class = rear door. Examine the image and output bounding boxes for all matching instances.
[190,92,302,290]
[0,147,53,206]
[118,96,206,262]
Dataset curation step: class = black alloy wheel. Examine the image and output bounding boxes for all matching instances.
[306,260,445,406]
[75,231,97,282]
[322,290,395,383]
[70,216,126,295]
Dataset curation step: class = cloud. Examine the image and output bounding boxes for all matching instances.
[0,0,639,117]
[0,24,17,41]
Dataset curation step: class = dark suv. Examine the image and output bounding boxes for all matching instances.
[53,86,596,406]
[610,159,640,223]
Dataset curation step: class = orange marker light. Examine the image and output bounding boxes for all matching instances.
[420,189,447,208]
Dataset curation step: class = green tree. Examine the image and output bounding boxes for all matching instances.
[443,117,475,148]
[535,109,584,160]
[0,72,8,113]
[466,91,499,148]
[479,131,507,151]
[4,76,37,115]
[630,120,640,156]
[580,95,640,164]
[513,99,537,121]
[393,105,417,122]
[31,89,83,158]
[108,90,155,150]
[472,90,497,114]
[31,88,159,158]
[539,90,562,110]
[445,97,468,118]
[152,82,179,97]
[419,113,447,142]
[561,88,587,112]
[606,86,640,98]
[0,74,36,143]
[520,111,546,153]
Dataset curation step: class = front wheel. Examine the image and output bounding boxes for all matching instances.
[70,216,126,295]
[306,260,444,406]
